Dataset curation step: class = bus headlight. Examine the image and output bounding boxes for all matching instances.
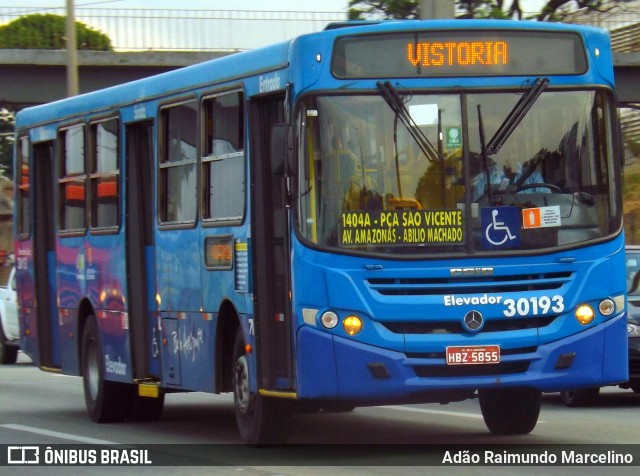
[598,299,615,317]
[628,322,640,337]
[575,304,595,325]
[343,315,363,335]
[320,311,339,329]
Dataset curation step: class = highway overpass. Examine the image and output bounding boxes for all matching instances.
[0,49,235,108]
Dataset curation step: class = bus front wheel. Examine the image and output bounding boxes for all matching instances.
[81,316,129,423]
[232,328,291,445]
[479,387,541,435]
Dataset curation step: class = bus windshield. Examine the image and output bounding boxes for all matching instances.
[298,88,620,255]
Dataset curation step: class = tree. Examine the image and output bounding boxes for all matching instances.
[535,0,636,22]
[0,109,15,178]
[0,14,112,51]
[348,0,420,19]
[348,0,635,21]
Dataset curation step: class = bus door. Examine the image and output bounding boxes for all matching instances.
[124,121,157,379]
[32,140,61,368]
[250,94,295,391]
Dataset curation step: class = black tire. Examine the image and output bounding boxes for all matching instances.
[479,387,541,435]
[81,316,129,423]
[232,328,291,445]
[0,322,18,365]
[126,388,165,422]
[560,387,600,407]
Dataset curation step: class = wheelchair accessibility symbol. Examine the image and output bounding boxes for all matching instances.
[481,207,521,249]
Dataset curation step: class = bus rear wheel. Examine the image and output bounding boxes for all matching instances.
[232,328,291,445]
[479,387,541,435]
[81,316,129,423]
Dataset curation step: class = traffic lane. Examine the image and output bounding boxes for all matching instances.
[2,360,640,475]
[2,369,639,445]
[2,355,639,446]
[2,353,245,444]
[288,388,640,445]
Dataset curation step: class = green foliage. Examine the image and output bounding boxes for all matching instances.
[0,14,112,51]
[348,0,419,20]
[348,0,509,20]
[457,1,511,19]
[0,109,15,178]
[348,0,637,21]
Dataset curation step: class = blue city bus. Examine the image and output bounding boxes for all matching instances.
[14,19,628,444]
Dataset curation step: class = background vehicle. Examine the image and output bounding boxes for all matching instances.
[627,245,640,392]
[560,245,640,406]
[14,20,628,443]
[0,261,18,364]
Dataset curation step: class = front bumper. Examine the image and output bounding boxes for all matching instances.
[296,312,628,402]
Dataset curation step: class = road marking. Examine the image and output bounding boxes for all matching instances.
[377,405,484,419]
[377,405,545,423]
[0,424,119,445]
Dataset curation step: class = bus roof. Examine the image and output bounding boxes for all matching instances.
[16,39,292,129]
[16,19,609,129]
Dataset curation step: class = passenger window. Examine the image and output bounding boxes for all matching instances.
[17,136,30,238]
[59,125,86,232]
[202,91,245,222]
[90,118,119,230]
[158,101,198,224]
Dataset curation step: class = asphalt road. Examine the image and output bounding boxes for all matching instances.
[1,352,639,475]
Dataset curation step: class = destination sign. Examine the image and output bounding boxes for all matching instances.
[407,40,508,68]
[339,209,464,247]
[332,30,586,78]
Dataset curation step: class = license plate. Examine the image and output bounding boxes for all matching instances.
[445,345,500,365]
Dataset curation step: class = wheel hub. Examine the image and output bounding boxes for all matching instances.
[234,354,250,414]
[86,342,99,400]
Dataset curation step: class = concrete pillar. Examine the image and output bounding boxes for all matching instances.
[420,0,455,19]
[66,0,79,97]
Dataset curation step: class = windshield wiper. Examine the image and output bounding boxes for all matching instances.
[377,81,442,163]
[477,77,549,202]
[486,77,549,155]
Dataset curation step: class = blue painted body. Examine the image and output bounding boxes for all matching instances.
[292,236,628,399]
[13,20,627,405]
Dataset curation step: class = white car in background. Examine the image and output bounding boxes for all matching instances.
[0,264,19,364]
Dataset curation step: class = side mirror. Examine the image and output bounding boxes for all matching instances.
[270,124,293,177]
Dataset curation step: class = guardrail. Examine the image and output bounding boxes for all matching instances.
[0,7,346,51]
[1,7,640,52]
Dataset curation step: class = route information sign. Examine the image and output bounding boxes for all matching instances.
[339,209,464,246]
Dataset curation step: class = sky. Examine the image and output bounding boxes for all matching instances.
[0,0,549,14]
[0,0,560,51]
[2,1,349,12]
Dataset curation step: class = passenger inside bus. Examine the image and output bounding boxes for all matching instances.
[471,154,547,201]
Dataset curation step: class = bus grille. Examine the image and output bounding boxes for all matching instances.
[367,271,572,296]
[381,317,556,334]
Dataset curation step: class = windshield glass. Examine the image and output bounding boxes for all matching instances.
[297,89,620,256]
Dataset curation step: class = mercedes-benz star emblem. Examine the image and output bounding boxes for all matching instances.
[463,310,484,332]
